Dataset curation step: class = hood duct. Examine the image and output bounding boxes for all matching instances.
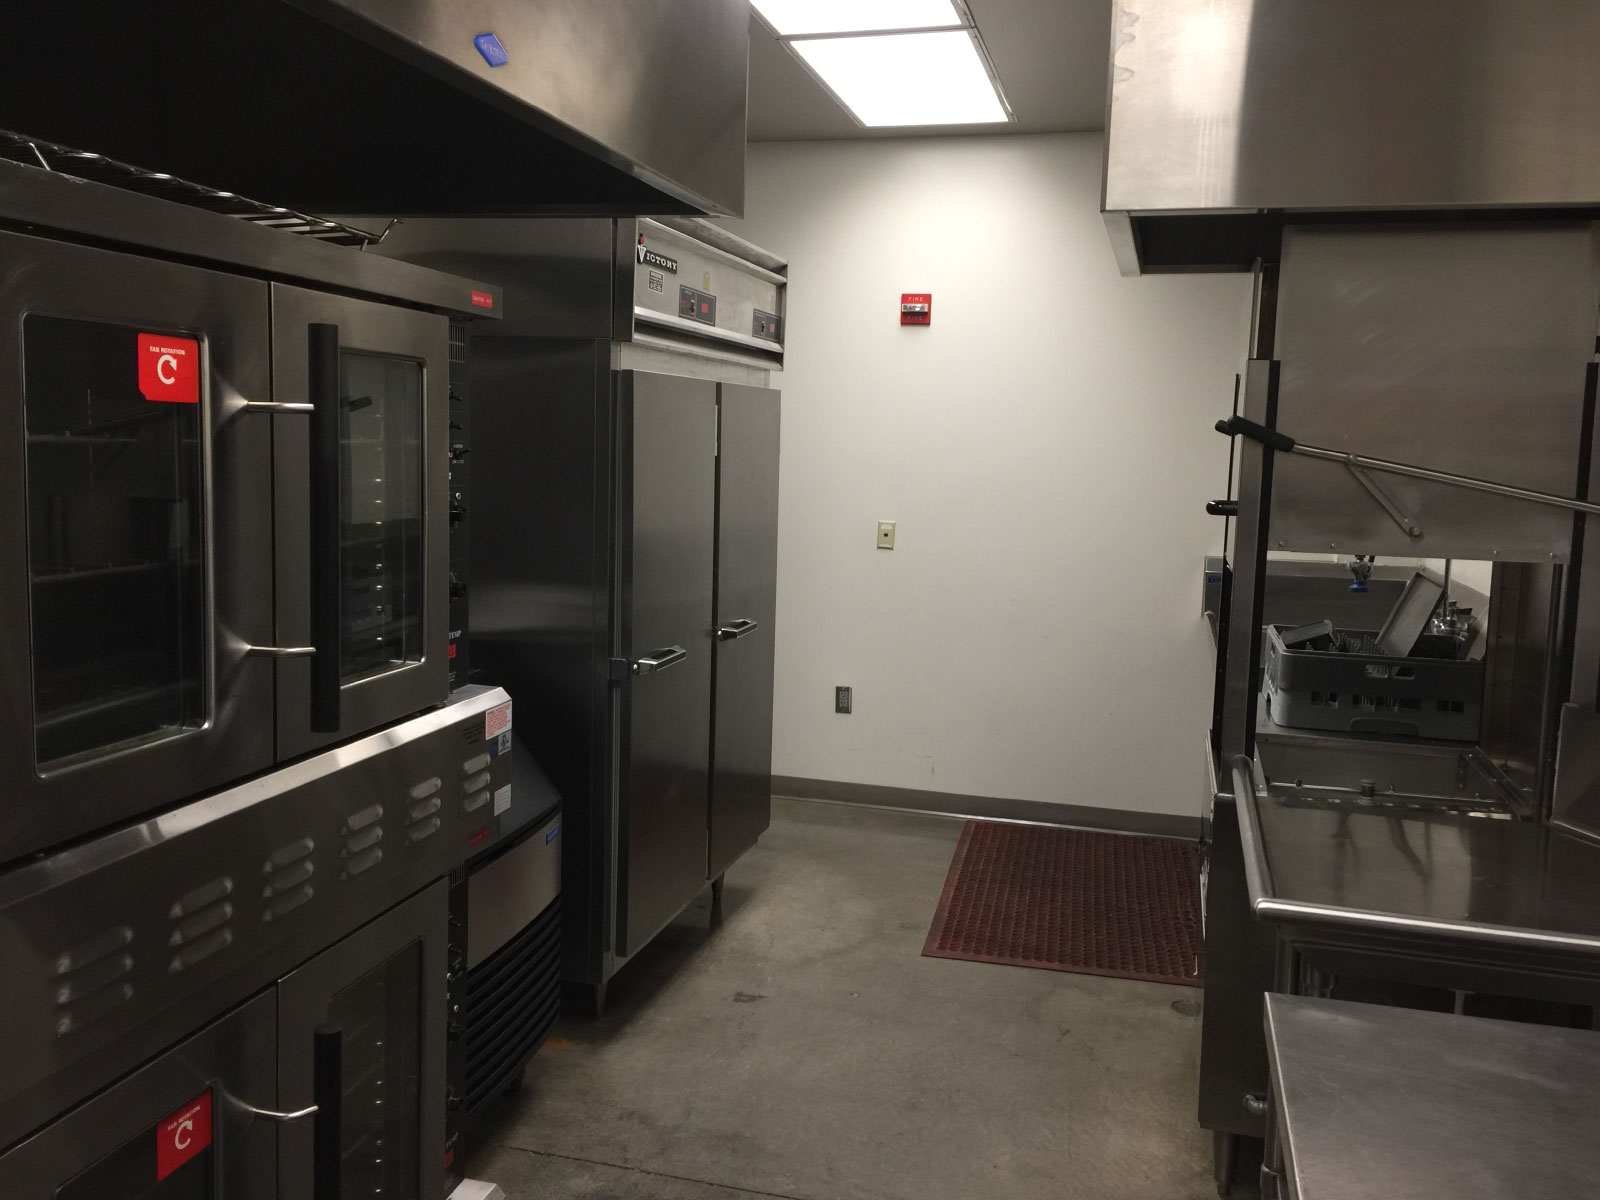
[1101,0,1600,274]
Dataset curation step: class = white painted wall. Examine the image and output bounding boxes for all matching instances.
[723,134,1252,818]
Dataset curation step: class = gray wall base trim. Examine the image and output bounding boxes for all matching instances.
[772,776,1202,841]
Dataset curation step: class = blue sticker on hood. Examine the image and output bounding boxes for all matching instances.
[474,33,509,67]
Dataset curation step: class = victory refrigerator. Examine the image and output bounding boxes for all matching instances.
[471,347,781,1012]
[361,216,788,1012]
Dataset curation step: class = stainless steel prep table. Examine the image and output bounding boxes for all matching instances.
[1235,758,1600,1002]
[1263,994,1600,1200]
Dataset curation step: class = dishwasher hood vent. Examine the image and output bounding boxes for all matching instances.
[0,0,748,218]
[1101,0,1600,274]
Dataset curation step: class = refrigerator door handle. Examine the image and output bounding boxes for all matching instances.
[633,646,688,675]
[715,619,760,642]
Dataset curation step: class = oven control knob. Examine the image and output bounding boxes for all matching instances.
[445,1086,462,1112]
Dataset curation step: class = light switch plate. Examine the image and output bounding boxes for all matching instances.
[877,520,896,549]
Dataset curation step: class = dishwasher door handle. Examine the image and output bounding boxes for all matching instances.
[633,646,688,676]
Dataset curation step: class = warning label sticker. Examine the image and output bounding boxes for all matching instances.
[485,701,512,740]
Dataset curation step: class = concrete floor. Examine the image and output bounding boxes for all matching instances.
[468,798,1216,1199]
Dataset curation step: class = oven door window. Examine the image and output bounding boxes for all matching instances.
[340,352,423,685]
[23,316,207,769]
[328,941,424,1199]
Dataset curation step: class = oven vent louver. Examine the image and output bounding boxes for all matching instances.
[262,837,317,923]
[51,925,135,1038]
[407,778,445,847]
[462,894,561,1114]
[0,128,384,248]
[449,321,468,364]
[167,876,235,974]
[339,804,385,880]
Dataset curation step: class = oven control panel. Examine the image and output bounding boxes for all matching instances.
[0,685,518,1151]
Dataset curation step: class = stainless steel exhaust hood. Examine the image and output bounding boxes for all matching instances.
[0,0,748,217]
[1102,0,1600,274]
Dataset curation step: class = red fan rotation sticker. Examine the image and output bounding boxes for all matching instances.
[137,334,200,404]
[156,1090,212,1181]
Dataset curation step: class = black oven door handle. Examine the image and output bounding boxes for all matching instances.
[313,1022,344,1200]
[239,325,342,728]
[308,323,342,734]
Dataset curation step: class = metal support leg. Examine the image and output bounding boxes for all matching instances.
[1214,1132,1239,1197]
[1219,359,1282,766]
[710,874,726,931]
[1260,1087,1286,1199]
[1273,939,1300,996]
[1204,269,1283,1192]
[562,979,608,1019]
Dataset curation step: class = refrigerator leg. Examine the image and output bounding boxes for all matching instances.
[1214,1131,1238,1197]
[562,980,609,1020]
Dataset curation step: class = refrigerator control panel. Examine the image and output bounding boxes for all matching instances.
[679,284,717,325]
[630,219,785,367]
[753,309,782,342]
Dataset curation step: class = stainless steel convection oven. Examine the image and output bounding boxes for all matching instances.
[0,194,473,863]
[0,137,522,1200]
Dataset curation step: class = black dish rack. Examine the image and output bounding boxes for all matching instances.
[1263,624,1485,741]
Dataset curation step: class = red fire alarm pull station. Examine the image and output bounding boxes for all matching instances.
[900,293,932,325]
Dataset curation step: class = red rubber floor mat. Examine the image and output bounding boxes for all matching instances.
[922,821,1203,987]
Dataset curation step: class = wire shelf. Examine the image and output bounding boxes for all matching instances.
[0,128,388,249]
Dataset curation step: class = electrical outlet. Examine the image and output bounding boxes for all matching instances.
[877,520,896,550]
[835,686,853,714]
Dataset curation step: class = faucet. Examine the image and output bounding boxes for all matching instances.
[1348,555,1375,593]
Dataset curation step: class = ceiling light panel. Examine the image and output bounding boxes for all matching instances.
[792,30,1009,127]
[751,0,964,38]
